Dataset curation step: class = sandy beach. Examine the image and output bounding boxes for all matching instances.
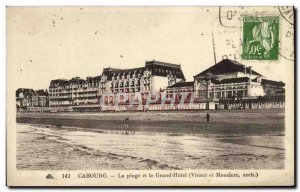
[16,109,285,170]
[17,109,285,136]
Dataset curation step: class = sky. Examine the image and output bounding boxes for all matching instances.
[7,7,293,90]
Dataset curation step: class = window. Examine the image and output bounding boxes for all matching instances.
[199,84,207,90]
[237,90,243,97]
[199,90,207,98]
[227,91,232,98]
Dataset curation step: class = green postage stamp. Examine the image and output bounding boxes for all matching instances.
[242,16,280,60]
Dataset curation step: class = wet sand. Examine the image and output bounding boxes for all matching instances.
[16,109,285,170]
[17,123,285,170]
[17,109,285,136]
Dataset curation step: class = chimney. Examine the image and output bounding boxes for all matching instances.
[249,66,252,75]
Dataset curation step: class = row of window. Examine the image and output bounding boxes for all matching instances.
[198,90,248,99]
[213,85,247,90]
[49,83,99,90]
[111,72,153,80]
[98,86,153,94]
[50,80,149,90]
[155,68,181,75]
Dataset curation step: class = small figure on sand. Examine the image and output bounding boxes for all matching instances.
[124,117,129,129]
[206,113,210,123]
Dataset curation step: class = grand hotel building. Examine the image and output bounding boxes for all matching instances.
[48,60,185,108]
[46,59,284,110]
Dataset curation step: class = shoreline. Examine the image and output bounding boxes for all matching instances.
[16,122,285,170]
[17,109,285,136]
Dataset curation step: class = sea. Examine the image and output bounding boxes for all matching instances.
[16,123,285,170]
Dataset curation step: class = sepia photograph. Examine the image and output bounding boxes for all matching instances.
[6,6,294,186]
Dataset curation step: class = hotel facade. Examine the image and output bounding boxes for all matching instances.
[17,59,285,111]
[47,60,185,110]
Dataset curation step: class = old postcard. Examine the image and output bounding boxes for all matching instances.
[7,6,294,186]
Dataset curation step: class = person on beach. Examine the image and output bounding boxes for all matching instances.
[124,117,129,129]
[206,113,210,123]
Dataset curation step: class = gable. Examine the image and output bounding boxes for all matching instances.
[194,59,262,77]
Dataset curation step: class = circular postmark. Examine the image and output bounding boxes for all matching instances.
[278,6,294,25]
[278,6,294,61]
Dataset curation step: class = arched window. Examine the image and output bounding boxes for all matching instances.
[199,84,207,98]
[199,84,207,90]
[109,96,114,103]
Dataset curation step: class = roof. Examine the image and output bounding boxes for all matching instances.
[16,88,35,97]
[168,81,194,88]
[102,60,185,80]
[103,67,146,81]
[86,76,102,82]
[48,60,185,88]
[219,77,250,84]
[194,59,262,77]
[49,79,69,88]
[16,88,34,93]
[50,76,102,88]
[50,79,68,83]
[145,60,181,69]
[69,77,85,84]
[261,79,285,87]
[36,89,49,96]
[146,61,185,79]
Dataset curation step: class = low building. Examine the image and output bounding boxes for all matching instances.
[167,59,285,110]
[193,59,284,100]
[16,88,49,108]
[36,89,49,107]
[16,88,35,107]
[166,81,194,101]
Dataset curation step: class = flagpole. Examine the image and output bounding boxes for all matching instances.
[119,55,124,69]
